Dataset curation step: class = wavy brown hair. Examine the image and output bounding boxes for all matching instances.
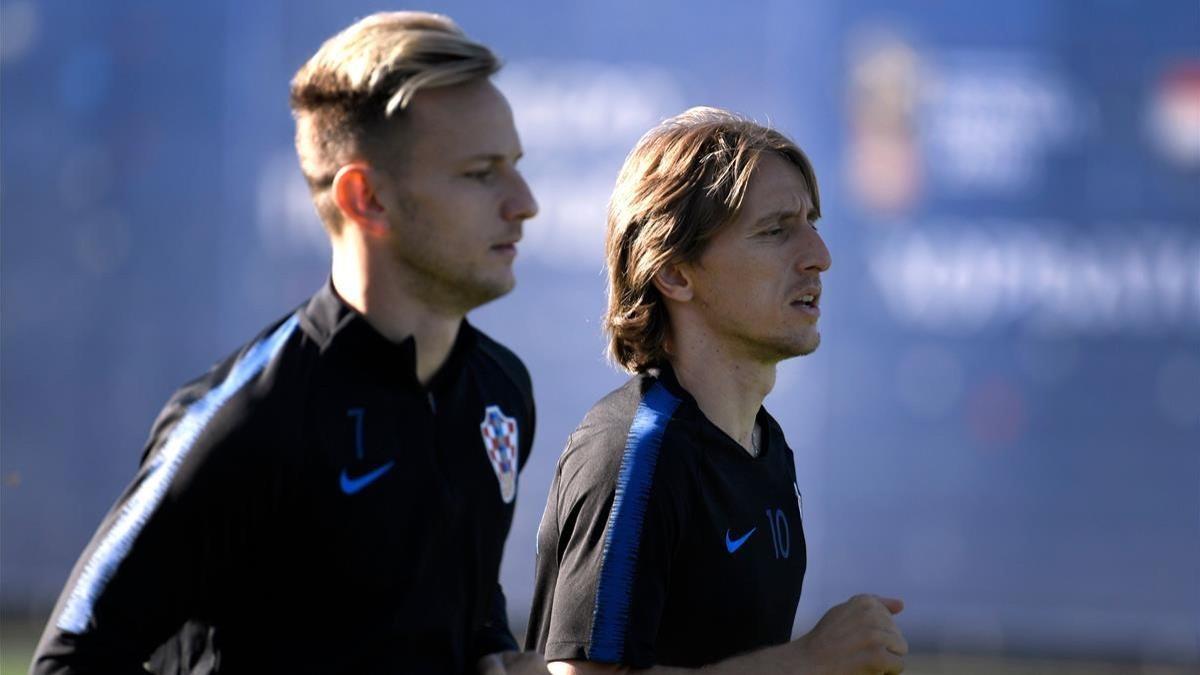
[603,107,821,373]
[289,12,499,232]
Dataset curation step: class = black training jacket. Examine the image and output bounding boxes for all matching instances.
[33,281,534,675]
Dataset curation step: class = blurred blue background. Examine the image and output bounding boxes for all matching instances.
[2,0,1198,668]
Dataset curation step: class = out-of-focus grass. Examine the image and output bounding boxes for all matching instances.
[0,617,41,675]
[904,653,1196,674]
[1,649,32,675]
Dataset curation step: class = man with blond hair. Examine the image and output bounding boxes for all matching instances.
[526,108,908,674]
[34,12,546,674]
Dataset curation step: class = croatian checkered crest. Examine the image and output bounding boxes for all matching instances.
[480,405,519,503]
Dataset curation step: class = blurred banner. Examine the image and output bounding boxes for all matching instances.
[2,0,1197,664]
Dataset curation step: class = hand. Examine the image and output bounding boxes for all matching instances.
[793,594,908,674]
[477,650,551,675]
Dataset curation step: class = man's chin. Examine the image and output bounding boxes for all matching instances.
[745,331,821,365]
[775,331,821,360]
[797,332,821,356]
[462,275,516,310]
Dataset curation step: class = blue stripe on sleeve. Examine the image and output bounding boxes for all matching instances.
[56,313,300,634]
[588,381,680,663]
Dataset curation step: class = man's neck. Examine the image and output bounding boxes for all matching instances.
[332,246,462,386]
[667,334,776,453]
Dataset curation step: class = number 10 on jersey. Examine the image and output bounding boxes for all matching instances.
[765,508,791,559]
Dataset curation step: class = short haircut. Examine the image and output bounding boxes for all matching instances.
[289,11,500,232]
[603,107,821,373]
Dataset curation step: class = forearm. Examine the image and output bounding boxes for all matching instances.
[481,650,552,675]
[549,640,802,675]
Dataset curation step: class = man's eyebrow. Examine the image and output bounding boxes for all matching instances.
[753,207,814,226]
[461,152,524,164]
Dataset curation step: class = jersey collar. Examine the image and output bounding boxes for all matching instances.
[299,278,478,390]
[649,362,782,461]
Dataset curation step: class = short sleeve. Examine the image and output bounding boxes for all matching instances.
[536,383,683,668]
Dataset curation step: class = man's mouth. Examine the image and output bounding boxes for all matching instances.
[790,288,821,316]
[791,287,820,305]
[794,293,818,308]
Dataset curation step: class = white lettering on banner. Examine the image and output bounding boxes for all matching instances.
[867,221,1200,335]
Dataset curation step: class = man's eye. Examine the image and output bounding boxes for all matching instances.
[464,169,495,182]
[763,226,785,237]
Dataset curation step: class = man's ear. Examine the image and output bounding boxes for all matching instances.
[331,162,389,236]
[652,262,694,303]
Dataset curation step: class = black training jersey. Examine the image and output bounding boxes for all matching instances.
[525,366,806,668]
[33,281,534,675]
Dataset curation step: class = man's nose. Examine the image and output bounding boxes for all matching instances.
[797,229,832,272]
[503,171,538,222]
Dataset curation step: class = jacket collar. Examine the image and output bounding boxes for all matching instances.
[299,278,477,390]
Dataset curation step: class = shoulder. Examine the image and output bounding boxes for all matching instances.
[472,328,533,402]
[576,373,682,437]
[142,311,314,467]
[561,379,642,466]
[760,407,795,457]
[558,375,688,496]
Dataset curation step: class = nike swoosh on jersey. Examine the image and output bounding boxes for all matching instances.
[339,461,396,495]
[725,527,757,553]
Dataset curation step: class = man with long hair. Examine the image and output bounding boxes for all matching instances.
[526,108,908,674]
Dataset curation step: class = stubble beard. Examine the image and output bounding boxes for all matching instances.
[794,330,821,357]
[385,204,515,314]
[701,296,823,365]
[391,241,513,314]
[740,327,821,365]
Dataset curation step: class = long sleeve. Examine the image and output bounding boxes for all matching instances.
[32,315,300,674]
[33,430,223,674]
[470,583,520,661]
